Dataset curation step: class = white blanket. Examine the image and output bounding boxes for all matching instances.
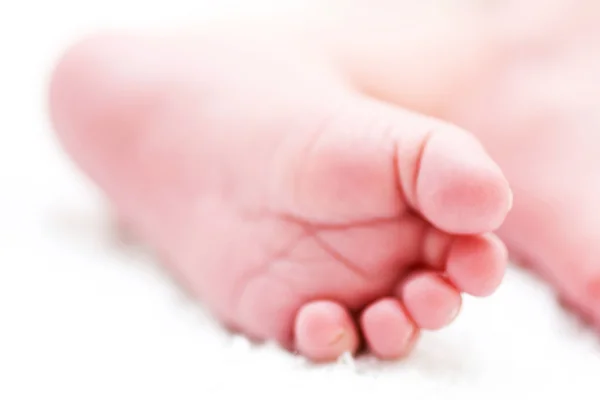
[1,1,599,398]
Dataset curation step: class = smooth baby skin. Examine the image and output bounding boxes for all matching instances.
[49,3,514,361]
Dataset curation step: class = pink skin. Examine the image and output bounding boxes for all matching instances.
[361,298,418,360]
[448,9,600,328]
[400,272,462,331]
[353,0,600,330]
[47,7,517,361]
[295,301,359,361]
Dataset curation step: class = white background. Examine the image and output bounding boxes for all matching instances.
[1,1,600,399]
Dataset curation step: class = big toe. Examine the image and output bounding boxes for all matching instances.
[410,124,512,235]
[278,94,512,233]
[375,99,512,234]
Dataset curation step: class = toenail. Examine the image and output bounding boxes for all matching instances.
[328,329,347,346]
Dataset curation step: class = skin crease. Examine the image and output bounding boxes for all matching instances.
[48,0,600,360]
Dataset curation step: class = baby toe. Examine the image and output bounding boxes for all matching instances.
[294,300,359,362]
[399,271,462,330]
[361,298,419,360]
[446,234,507,297]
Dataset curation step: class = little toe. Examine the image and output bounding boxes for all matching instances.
[446,234,508,297]
[294,300,359,362]
[361,298,419,360]
[399,271,462,330]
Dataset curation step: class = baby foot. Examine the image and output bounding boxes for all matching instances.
[49,27,510,361]
[449,3,600,329]
[362,0,600,330]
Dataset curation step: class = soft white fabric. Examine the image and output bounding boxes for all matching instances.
[1,1,600,399]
